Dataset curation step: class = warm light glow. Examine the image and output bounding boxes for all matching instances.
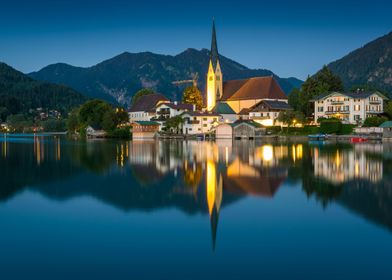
[207,160,217,215]
[335,150,341,167]
[207,61,216,111]
[255,119,274,127]
[262,145,273,162]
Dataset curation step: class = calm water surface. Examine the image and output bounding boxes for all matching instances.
[0,134,392,279]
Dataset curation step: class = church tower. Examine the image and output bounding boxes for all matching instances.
[206,19,223,111]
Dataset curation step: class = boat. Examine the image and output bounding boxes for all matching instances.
[350,137,368,143]
[308,134,326,141]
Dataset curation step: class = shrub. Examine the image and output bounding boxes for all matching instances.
[339,124,355,135]
[363,116,388,127]
[319,120,342,134]
[107,127,131,139]
[266,126,282,135]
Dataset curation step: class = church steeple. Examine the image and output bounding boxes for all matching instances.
[210,19,219,71]
[206,18,223,111]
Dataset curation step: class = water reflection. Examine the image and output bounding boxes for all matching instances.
[1,135,392,248]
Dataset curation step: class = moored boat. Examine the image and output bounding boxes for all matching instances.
[350,137,368,143]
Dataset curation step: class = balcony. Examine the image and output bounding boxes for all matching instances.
[325,110,350,115]
[187,120,200,125]
[331,101,344,105]
[369,100,381,105]
[157,110,170,115]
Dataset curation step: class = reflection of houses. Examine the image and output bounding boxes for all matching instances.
[225,158,284,197]
[313,145,383,184]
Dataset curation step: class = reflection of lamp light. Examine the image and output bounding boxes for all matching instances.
[262,145,273,162]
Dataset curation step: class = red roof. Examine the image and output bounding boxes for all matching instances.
[221,76,287,101]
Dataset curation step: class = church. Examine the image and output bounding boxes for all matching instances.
[206,20,290,124]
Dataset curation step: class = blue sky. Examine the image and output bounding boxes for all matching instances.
[1,0,391,79]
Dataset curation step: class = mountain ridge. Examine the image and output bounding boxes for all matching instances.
[29,49,303,106]
[0,62,86,119]
[327,31,392,94]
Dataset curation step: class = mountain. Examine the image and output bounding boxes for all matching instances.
[327,32,392,94]
[29,49,303,106]
[0,62,86,118]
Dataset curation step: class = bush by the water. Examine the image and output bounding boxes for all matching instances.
[320,120,342,134]
[363,116,388,127]
[106,127,131,139]
[319,119,354,135]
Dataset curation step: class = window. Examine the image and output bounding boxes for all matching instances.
[209,76,213,81]
[203,124,207,127]
[318,107,324,112]
[354,105,360,111]
[203,118,207,121]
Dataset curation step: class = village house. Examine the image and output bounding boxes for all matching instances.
[130,121,160,140]
[312,91,388,124]
[248,100,292,126]
[152,102,195,130]
[128,93,169,122]
[182,111,221,135]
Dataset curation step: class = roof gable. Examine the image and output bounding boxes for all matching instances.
[129,93,169,112]
[313,91,389,101]
[250,100,292,112]
[213,102,236,114]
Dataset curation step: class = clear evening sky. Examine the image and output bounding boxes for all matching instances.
[1,0,391,80]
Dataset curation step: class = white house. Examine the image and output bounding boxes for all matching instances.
[182,112,221,135]
[312,91,388,124]
[248,100,292,126]
[153,102,195,130]
[128,93,169,122]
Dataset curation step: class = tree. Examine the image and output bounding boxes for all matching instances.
[296,66,344,117]
[277,111,305,128]
[182,86,203,110]
[384,101,392,120]
[164,116,184,134]
[71,100,125,135]
[42,119,66,132]
[115,109,129,125]
[288,88,301,111]
[67,108,80,133]
[131,88,154,106]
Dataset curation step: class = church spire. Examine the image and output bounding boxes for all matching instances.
[210,18,219,70]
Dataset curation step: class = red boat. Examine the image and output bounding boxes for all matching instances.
[350,137,368,143]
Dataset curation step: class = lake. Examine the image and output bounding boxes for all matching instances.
[0,134,391,279]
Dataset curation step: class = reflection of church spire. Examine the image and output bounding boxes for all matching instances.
[206,160,222,251]
[210,205,219,251]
